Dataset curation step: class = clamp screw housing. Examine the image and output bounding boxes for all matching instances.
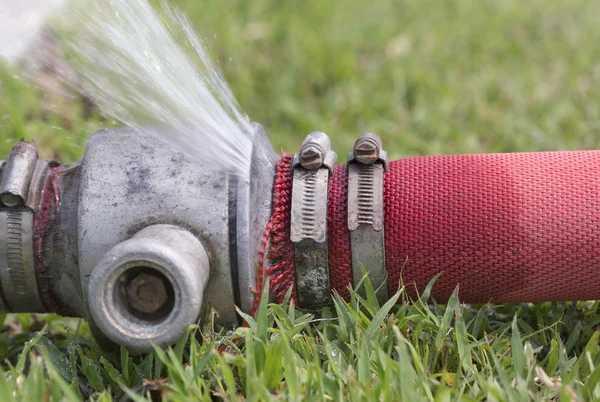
[293,131,337,175]
[298,144,324,170]
[349,133,388,170]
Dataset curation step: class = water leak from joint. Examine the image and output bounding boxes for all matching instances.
[56,0,255,178]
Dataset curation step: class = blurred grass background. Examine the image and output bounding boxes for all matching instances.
[2,0,600,400]
[2,0,600,161]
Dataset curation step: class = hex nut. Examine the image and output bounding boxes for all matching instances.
[126,272,169,314]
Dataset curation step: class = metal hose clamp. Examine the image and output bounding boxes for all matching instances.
[347,133,388,301]
[0,141,49,313]
[291,132,336,308]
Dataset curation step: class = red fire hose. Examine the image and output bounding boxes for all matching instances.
[261,150,600,307]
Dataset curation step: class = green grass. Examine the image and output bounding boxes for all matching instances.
[2,280,600,400]
[2,0,600,400]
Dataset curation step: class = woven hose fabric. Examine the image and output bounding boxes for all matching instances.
[327,165,353,300]
[257,154,298,306]
[264,150,600,307]
[383,151,600,303]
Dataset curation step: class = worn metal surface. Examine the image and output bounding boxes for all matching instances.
[126,272,169,314]
[0,125,277,350]
[88,225,209,353]
[293,132,337,175]
[348,133,387,301]
[291,132,336,308]
[347,164,384,232]
[0,141,38,207]
[0,208,46,312]
[0,141,48,313]
[348,132,388,171]
[39,163,86,316]
[235,124,279,314]
[0,148,54,211]
[78,127,238,326]
[0,125,278,349]
[26,160,54,211]
[291,168,329,244]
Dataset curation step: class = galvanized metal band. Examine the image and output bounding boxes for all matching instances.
[0,208,46,312]
[291,167,331,308]
[347,162,388,301]
[0,141,38,207]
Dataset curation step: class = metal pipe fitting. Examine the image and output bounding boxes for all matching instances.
[88,224,209,353]
[0,124,278,352]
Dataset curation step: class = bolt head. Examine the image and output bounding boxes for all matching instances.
[0,193,22,207]
[299,144,324,170]
[126,272,169,314]
[353,139,379,165]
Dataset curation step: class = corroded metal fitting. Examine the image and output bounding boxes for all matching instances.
[291,132,337,308]
[0,141,52,313]
[293,131,337,175]
[88,225,210,353]
[0,125,279,353]
[347,133,388,301]
[126,271,169,314]
[348,132,388,171]
[0,140,39,208]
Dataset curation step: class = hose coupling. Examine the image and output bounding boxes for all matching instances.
[347,133,388,301]
[0,124,279,352]
[291,132,337,308]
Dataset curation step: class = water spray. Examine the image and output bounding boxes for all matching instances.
[2,126,600,352]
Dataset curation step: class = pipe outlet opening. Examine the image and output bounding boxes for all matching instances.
[88,224,210,353]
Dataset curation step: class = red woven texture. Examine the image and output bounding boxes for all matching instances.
[264,150,600,306]
[328,165,353,299]
[255,154,298,307]
[382,151,600,302]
